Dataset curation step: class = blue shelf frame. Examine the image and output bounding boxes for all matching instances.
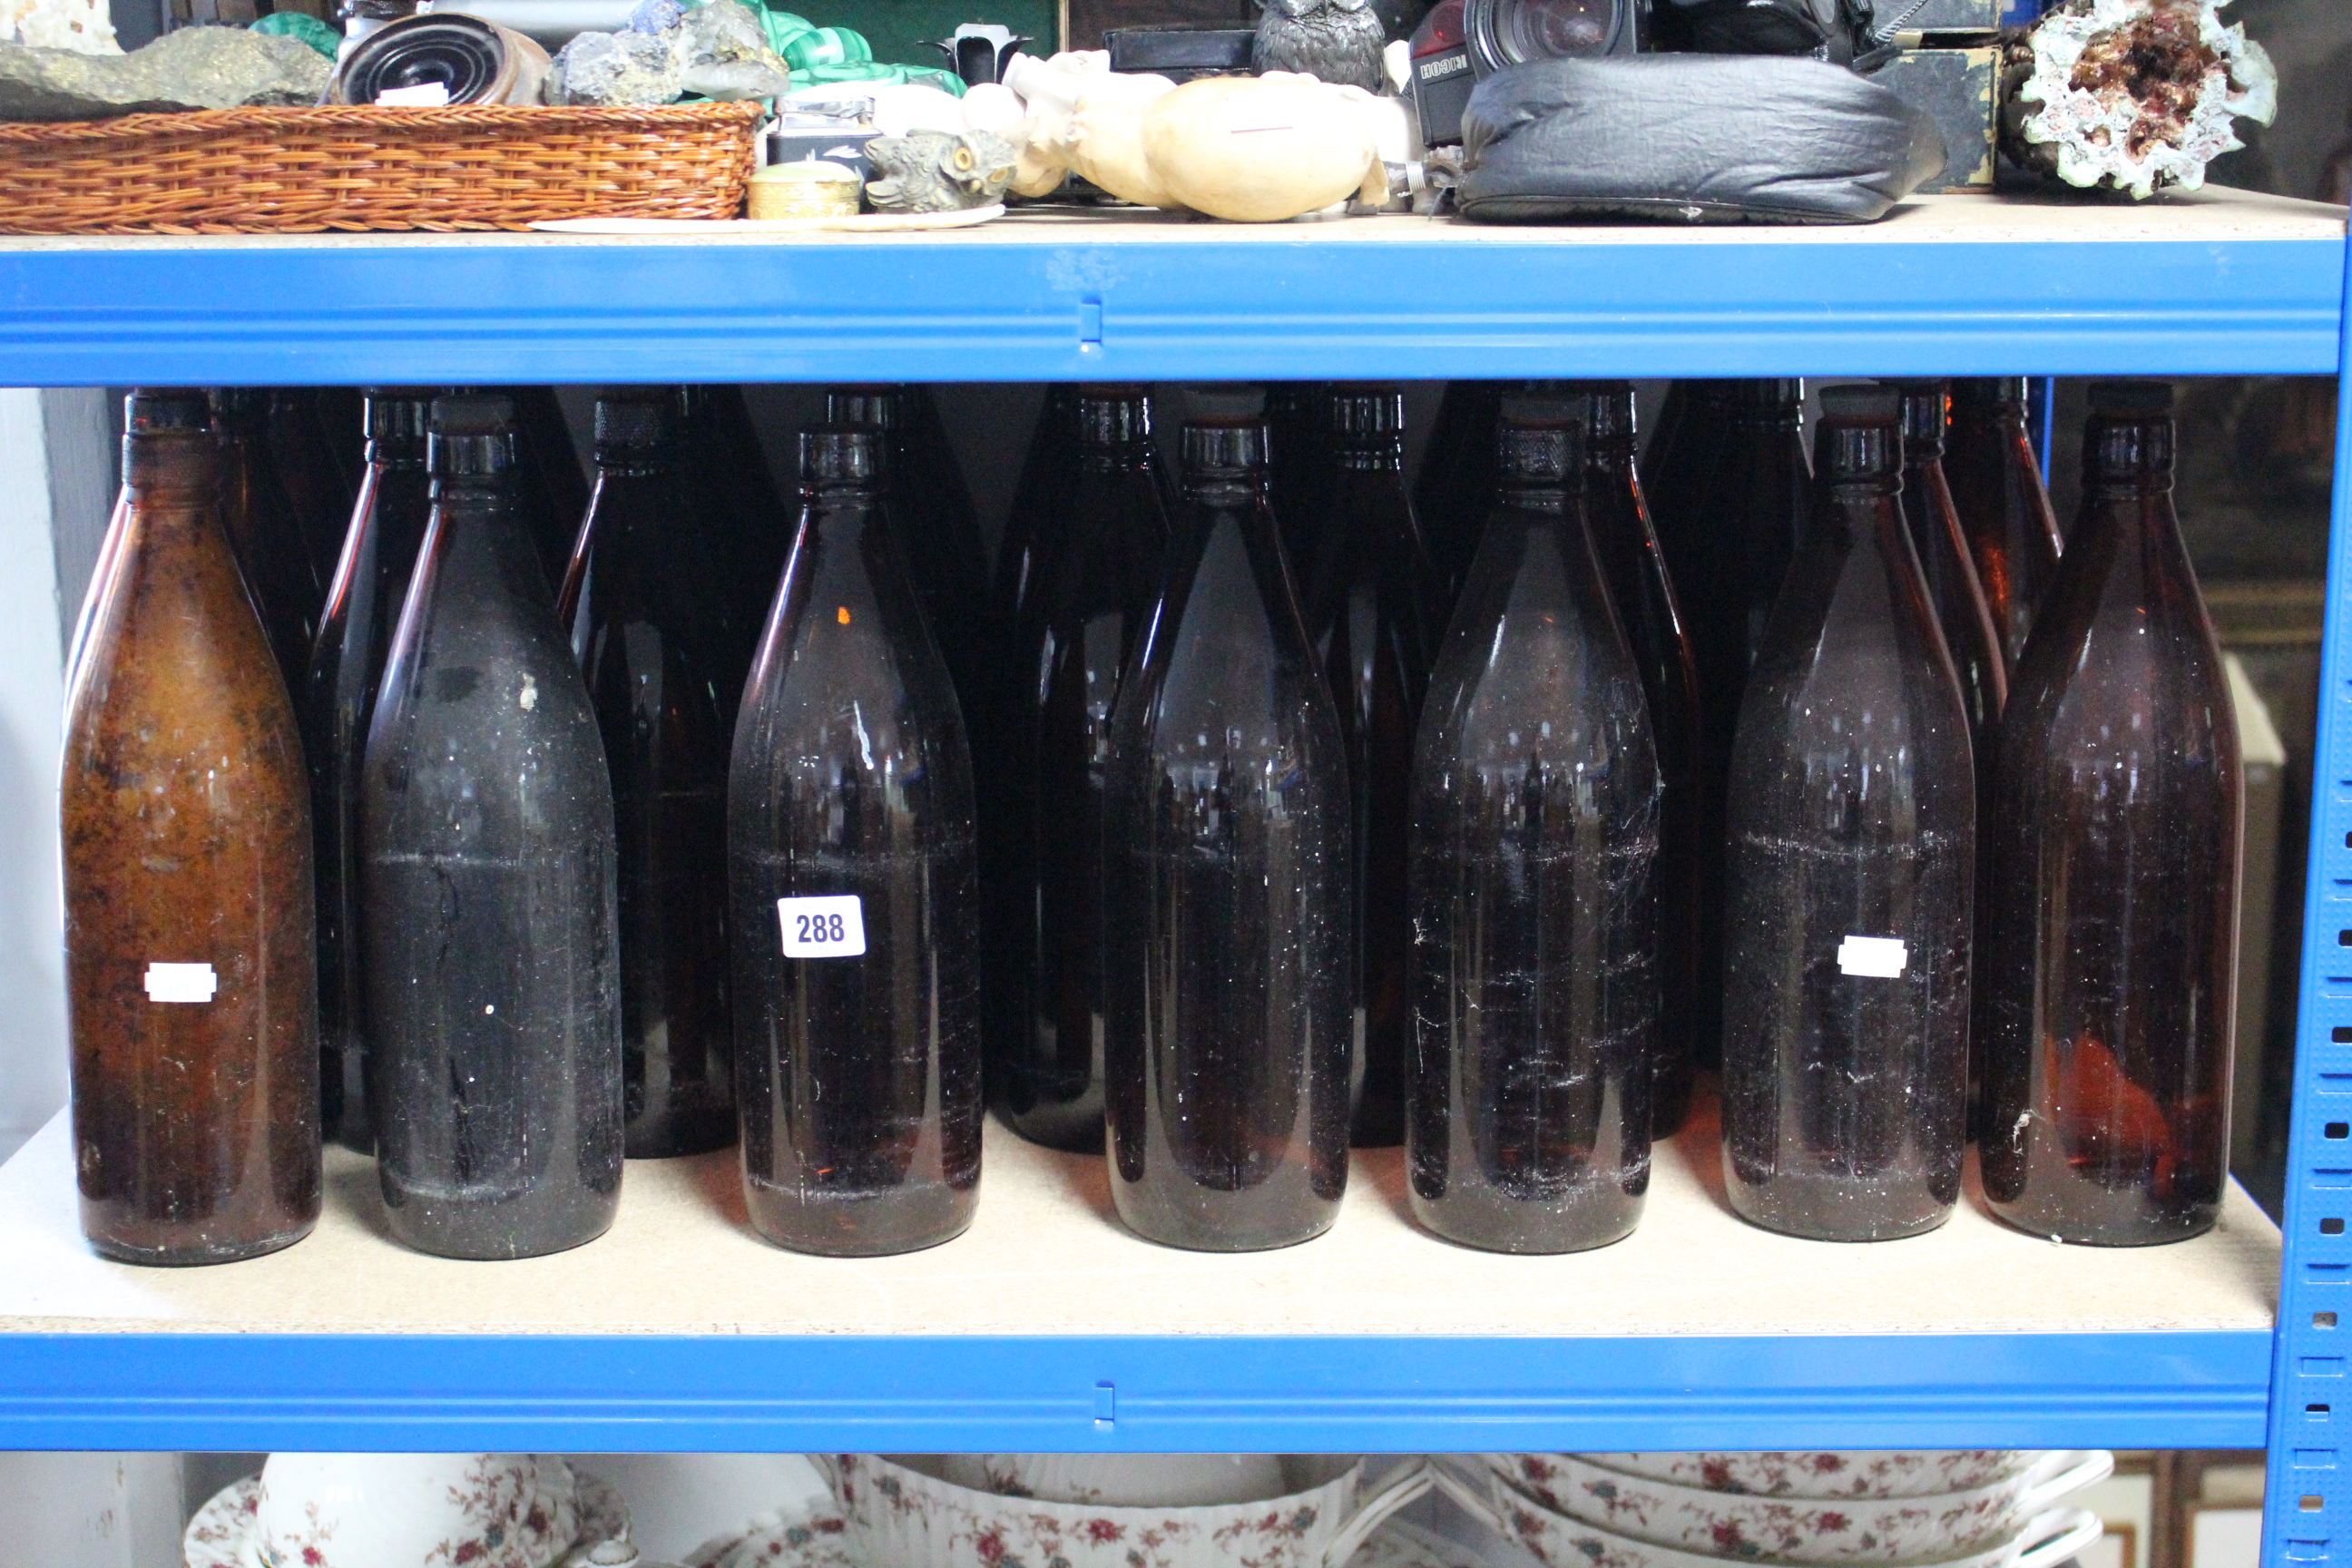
[0,213,2337,1493]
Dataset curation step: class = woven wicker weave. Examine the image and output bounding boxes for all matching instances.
[0,102,762,234]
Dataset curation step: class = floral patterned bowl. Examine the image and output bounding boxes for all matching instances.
[822,1454,1432,1568]
[1568,1455,2040,1502]
[1471,1451,2111,1565]
[181,1455,653,1568]
[1430,1463,2101,1568]
[938,1455,1291,1507]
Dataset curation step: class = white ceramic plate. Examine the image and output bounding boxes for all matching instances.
[182,1470,641,1568]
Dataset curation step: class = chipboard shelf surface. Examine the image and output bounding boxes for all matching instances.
[0,1102,2279,1450]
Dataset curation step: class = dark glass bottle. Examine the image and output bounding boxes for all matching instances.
[268,387,360,597]
[1719,386,1975,1242]
[676,384,787,710]
[361,393,623,1260]
[1683,379,1810,1067]
[825,386,993,685]
[1636,379,1733,611]
[506,385,592,593]
[1947,377,2064,672]
[996,384,1080,628]
[1415,381,1506,606]
[999,387,1169,1152]
[1897,380,2008,753]
[1408,401,1659,1254]
[1980,381,2239,1245]
[1265,381,1330,572]
[1584,382,1703,1139]
[730,426,983,1255]
[308,387,435,1155]
[559,391,738,1159]
[63,389,320,1265]
[212,387,327,690]
[1301,386,1437,1149]
[1104,414,1351,1251]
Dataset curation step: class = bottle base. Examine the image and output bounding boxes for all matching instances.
[1725,1173,1955,1243]
[1110,1188,1340,1252]
[83,1217,317,1268]
[1984,1198,2219,1247]
[381,1186,619,1260]
[1409,1194,1642,1255]
[995,1097,1106,1155]
[743,1175,977,1257]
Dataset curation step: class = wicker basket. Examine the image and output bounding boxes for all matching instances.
[0,102,762,234]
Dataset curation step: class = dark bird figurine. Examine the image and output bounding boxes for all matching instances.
[1251,0,1389,94]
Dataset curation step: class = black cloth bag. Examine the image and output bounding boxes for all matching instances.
[1455,54,1946,224]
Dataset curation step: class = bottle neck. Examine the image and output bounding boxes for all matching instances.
[594,453,672,481]
[1332,437,1404,473]
[368,436,428,473]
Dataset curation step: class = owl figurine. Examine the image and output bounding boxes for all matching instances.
[1251,0,1389,94]
[863,129,1019,214]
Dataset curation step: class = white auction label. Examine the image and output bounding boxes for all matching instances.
[1836,936,1908,979]
[144,962,218,1003]
[779,895,867,958]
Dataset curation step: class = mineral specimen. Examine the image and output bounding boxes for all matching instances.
[0,0,115,55]
[864,127,1015,211]
[2000,0,2277,198]
[552,25,678,104]
[675,0,789,100]
[0,24,330,119]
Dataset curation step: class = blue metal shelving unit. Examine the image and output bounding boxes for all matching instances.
[0,201,2341,1554]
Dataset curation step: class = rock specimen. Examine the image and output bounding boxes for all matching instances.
[553,25,678,104]
[864,127,1014,211]
[1,0,115,55]
[675,0,788,100]
[0,24,329,118]
[2000,0,2277,198]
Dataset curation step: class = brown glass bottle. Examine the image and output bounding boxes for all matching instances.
[1637,379,1734,614]
[1720,386,1975,1242]
[268,388,360,597]
[1947,377,2063,672]
[561,391,738,1159]
[1301,387,1437,1149]
[729,426,983,1255]
[1105,414,1352,1251]
[1684,380,1810,1068]
[1266,381,1331,572]
[998,385,1081,629]
[505,385,592,593]
[1980,381,2239,1245]
[212,387,328,690]
[64,389,321,1266]
[676,384,787,713]
[1409,401,1659,1253]
[363,394,624,1261]
[307,388,435,1154]
[1584,382,1702,1138]
[999,387,1169,1152]
[1896,381,2007,754]
[1415,381,1506,608]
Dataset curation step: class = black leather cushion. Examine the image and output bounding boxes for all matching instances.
[1455,54,1946,224]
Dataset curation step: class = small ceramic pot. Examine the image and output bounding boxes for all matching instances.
[1478,1451,2112,1564]
[937,1454,1291,1507]
[1569,1455,2039,1502]
[822,1454,1432,1568]
[1432,1465,2101,1568]
[181,1455,647,1568]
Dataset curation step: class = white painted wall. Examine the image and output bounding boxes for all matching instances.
[0,1452,184,1568]
[0,388,91,1164]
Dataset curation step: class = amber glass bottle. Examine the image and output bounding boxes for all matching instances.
[1980,381,2239,1245]
[1584,382,1702,1138]
[1266,381,1331,571]
[212,387,328,690]
[730,426,983,1255]
[1415,380,1507,606]
[1720,386,1975,1242]
[1409,400,1659,1253]
[998,384,1081,628]
[506,385,591,592]
[268,388,360,596]
[1896,380,2007,754]
[560,391,738,1159]
[64,389,321,1266]
[1637,379,1733,612]
[362,394,623,1260]
[1301,386,1437,1148]
[308,387,434,1154]
[1947,377,2063,672]
[1105,414,1351,1251]
[999,387,1169,1152]
[676,384,786,710]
